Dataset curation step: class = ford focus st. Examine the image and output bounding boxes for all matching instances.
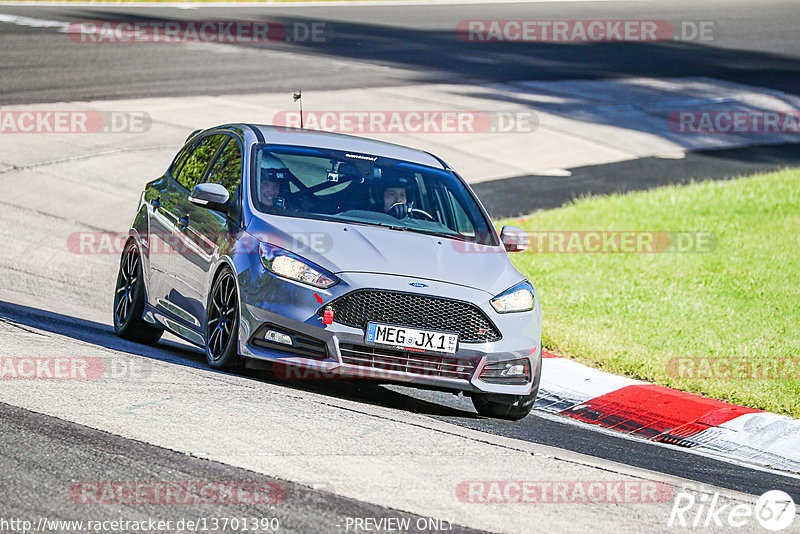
[113,124,542,419]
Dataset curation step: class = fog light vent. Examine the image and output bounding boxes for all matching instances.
[479,358,531,384]
[264,329,293,346]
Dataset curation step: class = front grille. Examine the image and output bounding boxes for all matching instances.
[324,290,501,343]
[340,343,474,380]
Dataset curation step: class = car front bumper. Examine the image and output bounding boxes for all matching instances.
[237,268,543,396]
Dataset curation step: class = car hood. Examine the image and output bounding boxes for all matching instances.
[246,214,526,296]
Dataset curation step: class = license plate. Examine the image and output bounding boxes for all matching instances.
[365,322,459,354]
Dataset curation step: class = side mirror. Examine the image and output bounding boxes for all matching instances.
[500,225,528,253]
[189,183,230,214]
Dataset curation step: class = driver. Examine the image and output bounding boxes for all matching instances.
[259,172,282,208]
[378,170,415,218]
[383,185,407,212]
[257,153,291,209]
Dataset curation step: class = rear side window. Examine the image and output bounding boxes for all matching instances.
[170,143,194,178]
[205,138,242,200]
[176,134,227,190]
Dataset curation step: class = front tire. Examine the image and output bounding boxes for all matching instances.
[471,360,542,420]
[113,241,163,345]
[205,267,243,370]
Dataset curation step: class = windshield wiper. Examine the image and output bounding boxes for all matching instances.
[402,227,468,241]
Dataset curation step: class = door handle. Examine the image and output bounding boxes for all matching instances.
[152,197,161,211]
[178,215,189,231]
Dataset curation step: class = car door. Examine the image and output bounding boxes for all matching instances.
[144,141,195,308]
[158,133,228,330]
[168,134,243,333]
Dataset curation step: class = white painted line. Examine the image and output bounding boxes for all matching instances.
[530,168,572,176]
[0,13,70,31]
[655,151,686,159]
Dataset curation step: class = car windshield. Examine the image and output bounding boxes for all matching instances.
[250,144,496,245]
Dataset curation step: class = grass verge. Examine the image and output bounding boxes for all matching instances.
[503,168,800,416]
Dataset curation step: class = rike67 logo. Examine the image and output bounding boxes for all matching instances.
[669,489,796,531]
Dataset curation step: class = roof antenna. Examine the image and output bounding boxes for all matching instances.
[292,90,303,128]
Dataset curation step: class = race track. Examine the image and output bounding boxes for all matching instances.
[1,1,799,532]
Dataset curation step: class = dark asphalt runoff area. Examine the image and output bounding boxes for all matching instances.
[475,141,800,218]
[0,399,484,534]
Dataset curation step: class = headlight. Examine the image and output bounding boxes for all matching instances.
[490,281,535,313]
[259,242,338,289]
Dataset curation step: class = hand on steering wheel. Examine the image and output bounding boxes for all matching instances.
[387,203,435,221]
[387,202,409,219]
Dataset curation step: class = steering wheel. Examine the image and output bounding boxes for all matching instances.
[387,203,436,221]
[408,208,435,221]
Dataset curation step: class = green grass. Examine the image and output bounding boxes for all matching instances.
[502,168,800,416]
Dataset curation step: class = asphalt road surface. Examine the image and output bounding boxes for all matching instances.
[0,0,798,103]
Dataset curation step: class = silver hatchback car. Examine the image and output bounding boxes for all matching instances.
[113,124,542,419]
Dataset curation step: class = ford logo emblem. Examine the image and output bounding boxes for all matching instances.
[409,282,428,288]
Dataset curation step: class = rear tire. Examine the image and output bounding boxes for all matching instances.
[113,241,163,345]
[471,360,542,420]
[204,267,243,371]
